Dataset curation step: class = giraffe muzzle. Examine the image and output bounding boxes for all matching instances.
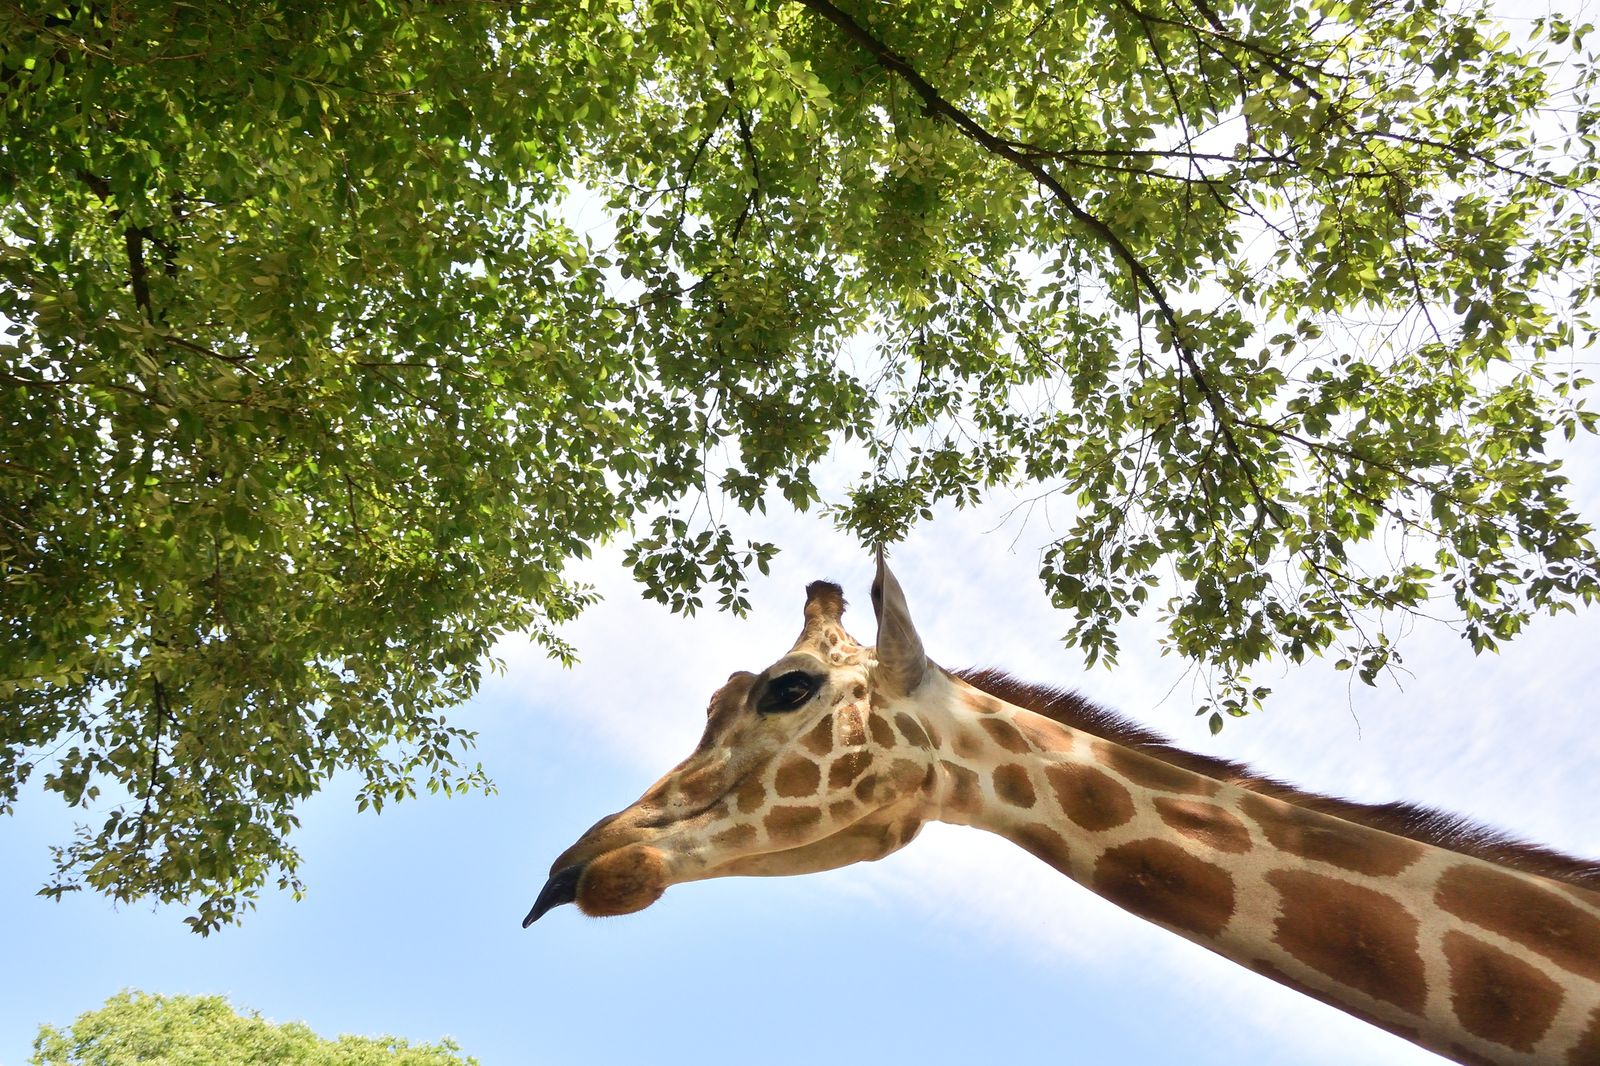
[523,863,585,927]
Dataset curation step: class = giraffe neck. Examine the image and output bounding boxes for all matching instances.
[909,669,1600,1066]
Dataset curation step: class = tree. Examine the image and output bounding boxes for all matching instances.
[3,0,1597,928]
[31,990,478,1066]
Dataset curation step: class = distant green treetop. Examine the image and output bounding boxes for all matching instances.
[31,991,478,1066]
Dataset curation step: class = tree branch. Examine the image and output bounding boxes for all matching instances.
[791,0,1276,522]
[725,78,764,243]
[77,170,166,324]
[664,99,729,254]
[132,676,171,853]
[123,227,154,323]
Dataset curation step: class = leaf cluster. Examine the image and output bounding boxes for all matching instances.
[4,0,1598,925]
[573,0,1600,719]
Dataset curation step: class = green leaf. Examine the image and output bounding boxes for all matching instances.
[4,0,1596,930]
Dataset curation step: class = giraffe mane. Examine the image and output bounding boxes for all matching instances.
[956,667,1600,891]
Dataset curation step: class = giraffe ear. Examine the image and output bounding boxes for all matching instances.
[872,550,926,696]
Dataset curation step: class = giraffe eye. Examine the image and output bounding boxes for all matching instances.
[758,671,818,713]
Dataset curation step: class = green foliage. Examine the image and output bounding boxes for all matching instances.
[1,0,638,932]
[3,0,1598,926]
[31,990,477,1066]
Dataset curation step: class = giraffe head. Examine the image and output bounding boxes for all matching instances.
[524,554,939,924]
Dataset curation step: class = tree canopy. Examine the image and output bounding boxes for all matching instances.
[31,990,477,1066]
[3,0,1597,929]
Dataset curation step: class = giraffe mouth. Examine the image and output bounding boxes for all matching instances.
[523,863,585,926]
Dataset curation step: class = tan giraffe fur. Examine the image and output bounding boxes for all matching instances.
[527,557,1600,1066]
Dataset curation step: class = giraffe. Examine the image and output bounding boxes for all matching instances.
[526,555,1600,1066]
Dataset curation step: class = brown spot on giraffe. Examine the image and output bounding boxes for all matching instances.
[963,691,1003,714]
[764,805,821,844]
[1094,839,1235,939]
[1154,797,1252,854]
[868,712,896,749]
[952,728,985,760]
[1569,1006,1600,1065]
[1441,930,1564,1052]
[894,713,929,749]
[1096,740,1218,796]
[774,756,821,798]
[1046,763,1134,832]
[828,751,870,789]
[1016,715,1074,753]
[853,773,878,803]
[1013,823,1072,875]
[1239,792,1424,877]
[799,715,834,757]
[851,682,866,700]
[993,764,1037,809]
[980,717,1032,754]
[1444,1044,1503,1066]
[1436,864,1600,982]
[713,823,757,849]
[676,766,723,807]
[942,760,982,819]
[885,757,926,788]
[735,774,766,814]
[828,798,856,822]
[1266,869,1427,1014]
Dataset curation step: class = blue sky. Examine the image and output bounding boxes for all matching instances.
[4,438,1598,1066]
[7,5,1600,1062]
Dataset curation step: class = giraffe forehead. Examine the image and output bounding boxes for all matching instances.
[758,650,830,681]
[792,620,868,666]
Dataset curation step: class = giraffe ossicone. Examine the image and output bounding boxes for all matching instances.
[527,556,1600,1066]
